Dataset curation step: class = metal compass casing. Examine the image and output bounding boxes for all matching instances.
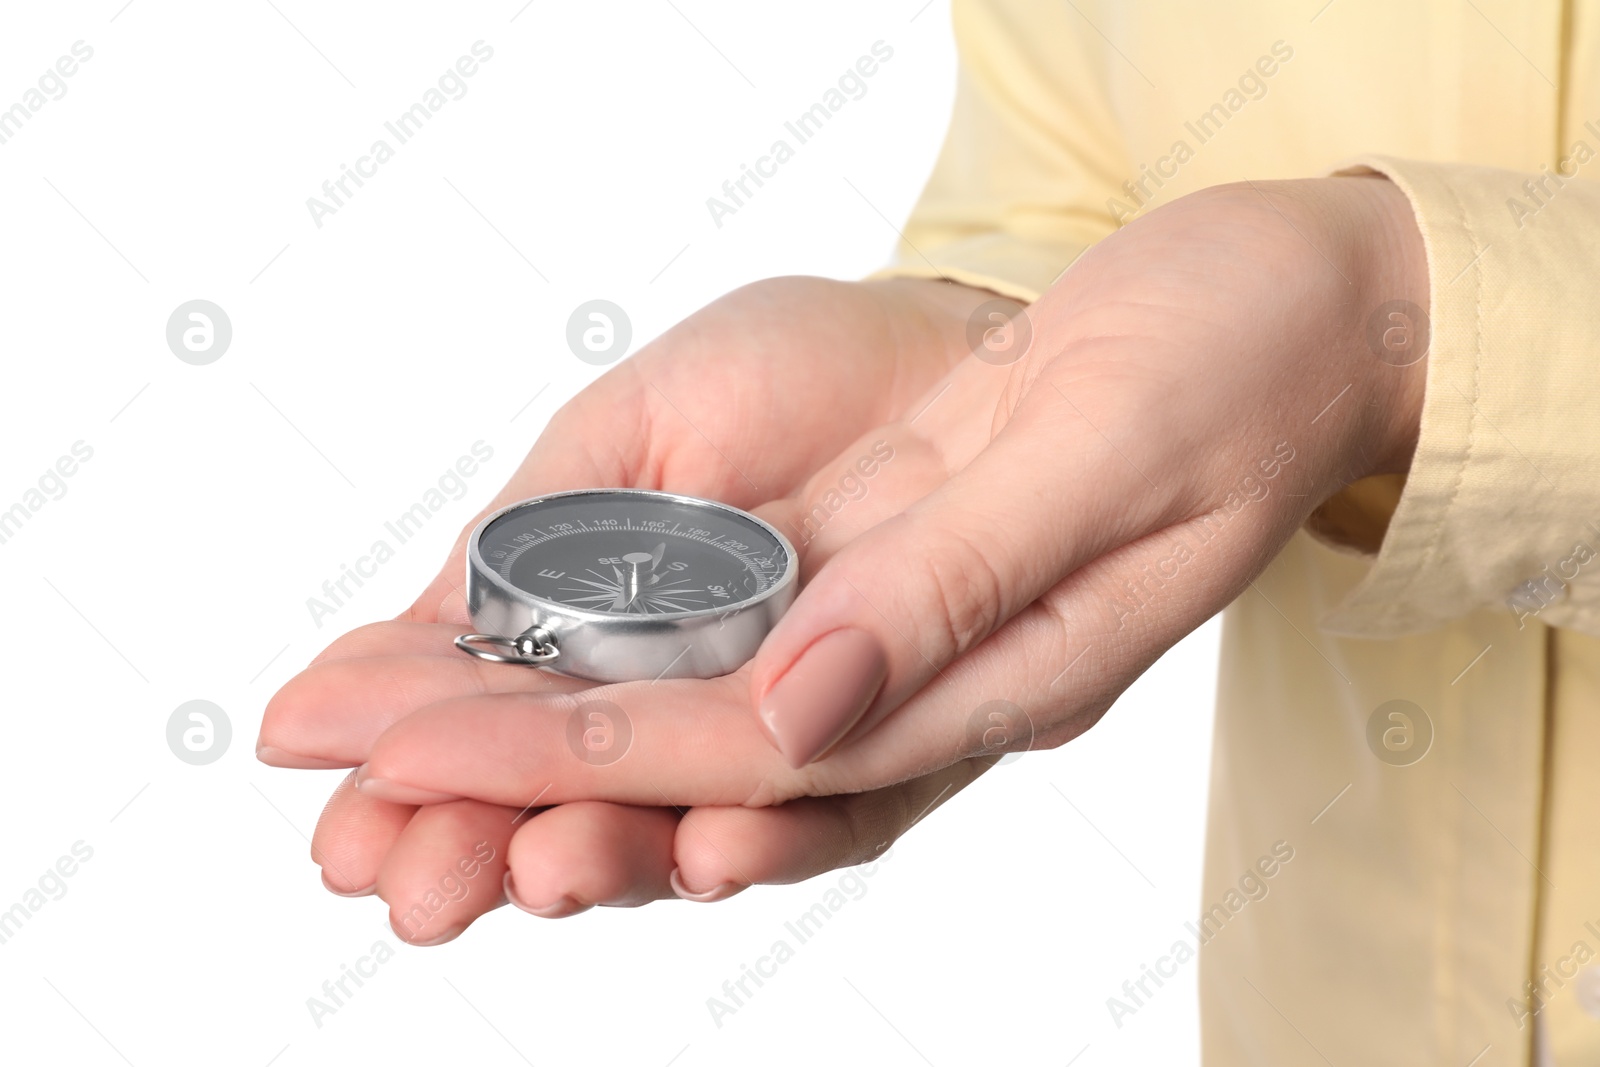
[455,488,798,682]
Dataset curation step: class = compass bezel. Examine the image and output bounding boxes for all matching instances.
[462,488,799,682]
[470,487,795,621]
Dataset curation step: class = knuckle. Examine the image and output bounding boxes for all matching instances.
[823,793,870,865]
[1023,590,1112,746]
[737,748,834,809]
[740,772,807,809]
[909,520,1008,659]
[855,788,910,865]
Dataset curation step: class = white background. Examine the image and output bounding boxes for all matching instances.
[0,2,1217,1064]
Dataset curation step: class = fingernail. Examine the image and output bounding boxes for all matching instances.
[669,868,743,903]
[406,925,464,947]
[320,870,376,898]
[757,628,888,767]
[257,744,349,770]
[503,872,592,919]
[354,763,459,805]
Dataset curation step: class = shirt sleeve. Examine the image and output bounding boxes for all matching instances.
[1311,154,1600,638]
[865,0,1128,300]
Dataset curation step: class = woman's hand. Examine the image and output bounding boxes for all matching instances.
[747,173,1430,767]
[332,175,1428,810]
[257,274,1005,941]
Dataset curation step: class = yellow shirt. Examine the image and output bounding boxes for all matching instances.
[873,1,1600,1062]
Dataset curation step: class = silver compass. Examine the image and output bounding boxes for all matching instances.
[454,488,798,682]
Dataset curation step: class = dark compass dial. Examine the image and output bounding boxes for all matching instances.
[478,491,789,617]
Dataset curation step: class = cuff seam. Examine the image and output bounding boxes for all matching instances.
[1377,163,1486,629]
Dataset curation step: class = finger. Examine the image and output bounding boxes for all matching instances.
[316,778,686,927]
[376,798,515,946]
[346,619,1006,809]
[259,626,592,768]
[747,357,1196,767]
[348,646,1012,811]
[311,771,417,896]
[503,801,680,918]
[354,672,801,808]
[750,507,1260,792]
[670,758,986,901]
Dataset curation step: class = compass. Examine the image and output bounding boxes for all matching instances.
[454,488,798,682]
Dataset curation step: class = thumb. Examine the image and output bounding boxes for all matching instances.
[401,409,633,625]
[748,382,1185,767]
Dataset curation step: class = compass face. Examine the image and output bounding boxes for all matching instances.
[477,491,790,617]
